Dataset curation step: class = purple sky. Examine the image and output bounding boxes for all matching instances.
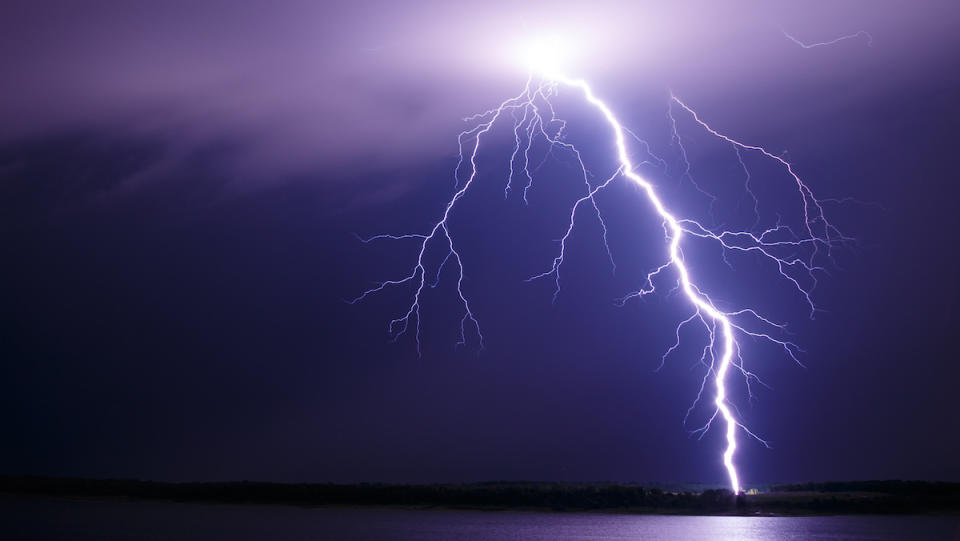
[2,0,960,486]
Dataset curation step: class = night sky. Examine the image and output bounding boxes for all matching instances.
[2,1,959,488]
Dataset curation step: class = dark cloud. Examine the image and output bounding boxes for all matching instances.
[2,1,956,184]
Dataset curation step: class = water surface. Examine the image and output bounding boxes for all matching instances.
[2,497,958,540]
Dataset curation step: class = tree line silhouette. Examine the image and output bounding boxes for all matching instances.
[2,476,958,515]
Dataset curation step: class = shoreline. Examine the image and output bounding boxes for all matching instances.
[3,480,959,518]
[4,492,956,517]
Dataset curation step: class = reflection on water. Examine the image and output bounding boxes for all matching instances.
[2,497,958,540]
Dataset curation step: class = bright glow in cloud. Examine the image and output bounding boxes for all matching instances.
[517,36,572,78]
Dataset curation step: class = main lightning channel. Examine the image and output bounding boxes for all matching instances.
[550,74,742,493]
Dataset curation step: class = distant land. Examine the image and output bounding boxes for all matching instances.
[2,476,959,516]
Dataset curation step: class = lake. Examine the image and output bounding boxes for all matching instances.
[2,497,958,540]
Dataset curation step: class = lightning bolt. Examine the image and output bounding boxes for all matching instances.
[351,64,846,493]
[780,27,873,48]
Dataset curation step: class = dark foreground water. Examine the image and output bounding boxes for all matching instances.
[2,497,958,540]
